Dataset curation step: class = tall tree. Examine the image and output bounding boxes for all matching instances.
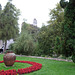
[47,3,64,56]
[60,0,75,62]
[37,3,64,56]
[0,4,3,39]
[48,3,64,37]
[0,1,20,52]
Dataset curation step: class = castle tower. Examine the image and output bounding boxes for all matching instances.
[33,18,37,26]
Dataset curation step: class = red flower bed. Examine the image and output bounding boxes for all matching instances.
[0,60,42,75]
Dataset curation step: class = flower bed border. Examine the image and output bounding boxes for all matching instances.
[0,60,42,75]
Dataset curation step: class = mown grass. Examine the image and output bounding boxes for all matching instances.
[0,54,75,75]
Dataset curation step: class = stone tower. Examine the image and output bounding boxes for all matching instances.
[33,18,37,26]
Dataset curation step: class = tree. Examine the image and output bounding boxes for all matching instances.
[60,0,75,63]
[37,3,64,56]
[0,1,20,52]
[47,3,64,56]
[21,21,40,42]
[38,25,54,56]
[0,4,2,34]
[13,22,35,55]
[48,3,64,37]
[13,32,35,55]
[0,4,2,31]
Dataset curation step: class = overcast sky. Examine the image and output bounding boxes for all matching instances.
[0,0,66,31]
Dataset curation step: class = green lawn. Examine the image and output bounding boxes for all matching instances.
[0,54,75,75]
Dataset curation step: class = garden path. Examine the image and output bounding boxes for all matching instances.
[16,55,72,62]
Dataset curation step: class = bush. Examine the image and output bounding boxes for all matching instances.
[72,54,75,63]
[12,32,35,55]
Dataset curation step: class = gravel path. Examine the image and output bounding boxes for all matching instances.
[16,55,72,62]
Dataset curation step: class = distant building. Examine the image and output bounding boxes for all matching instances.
[33,18,37,26]
[0,39,14,52]
[0,40,3,49]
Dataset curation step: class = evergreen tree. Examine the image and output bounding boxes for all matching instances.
[60,0,75,63]
[0,1,20,51]
[48,3,64,56]
[37,3,64,56]
[0,4,3,39]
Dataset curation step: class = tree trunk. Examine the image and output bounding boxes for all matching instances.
[4,40,7,52]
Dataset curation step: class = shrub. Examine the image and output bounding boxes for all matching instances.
[12,32,35,55]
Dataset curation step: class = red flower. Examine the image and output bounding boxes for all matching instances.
[0,60,42,75]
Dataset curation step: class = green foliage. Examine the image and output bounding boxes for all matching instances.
[48,3,64,36]
[72,53,75,63]
[38,26,53,56]
[21,22,40,42]
[11,22,37,55]
[0,1,20,51]
[54,36,62,56]
[9,43,14,50]
[60,0,68,8]
[60,0,75,62]
[0,2,20,40]
[21,22,29,32]
[45,3,64,56]
[13,32,35,55]
[37,3,64,56]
